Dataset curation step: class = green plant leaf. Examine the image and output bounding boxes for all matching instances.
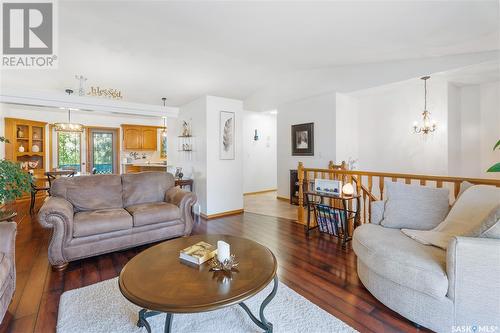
[487,163,500,173]
[494,139,500,151]
[0,159,32,203]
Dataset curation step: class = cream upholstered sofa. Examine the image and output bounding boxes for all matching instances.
[0,222,16,322]
[353,183,500,332]
[38,172,197,270]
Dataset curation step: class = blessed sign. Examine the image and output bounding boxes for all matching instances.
[87,86,123,99]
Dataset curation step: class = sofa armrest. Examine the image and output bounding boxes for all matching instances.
[165,187,197,235]
[38,196,74,266]
[0,222,16,255]
[370,200,385,225]
[447,236,500,327]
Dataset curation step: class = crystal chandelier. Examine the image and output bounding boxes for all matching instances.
[54,89,84,132]
[413,76,436,135]
[161,97,168,138]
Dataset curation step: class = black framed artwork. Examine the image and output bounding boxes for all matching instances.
[291,122,314,156]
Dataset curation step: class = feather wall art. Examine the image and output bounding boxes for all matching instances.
[220,111,235,160]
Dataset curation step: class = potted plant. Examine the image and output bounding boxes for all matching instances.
[0,136,32,214]
[487,139,500,172]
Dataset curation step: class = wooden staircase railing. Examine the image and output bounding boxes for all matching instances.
[297,161,500,225]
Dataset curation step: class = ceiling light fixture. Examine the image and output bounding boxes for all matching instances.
[413,76,436,135]
[53,89,84,132]
[161,97,168,138]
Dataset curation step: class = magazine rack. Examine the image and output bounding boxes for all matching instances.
[304,191,361,246]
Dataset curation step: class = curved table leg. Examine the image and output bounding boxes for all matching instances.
[137,309,167,333]
[238,276,278,333]
[164,313,173,333]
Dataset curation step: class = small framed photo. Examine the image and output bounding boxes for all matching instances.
[291,123,314,156]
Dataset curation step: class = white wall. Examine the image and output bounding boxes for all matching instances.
[335,93,359,165]
[446,81,499,178]
[206,96,243,216]
[175,97,208,214]
[353,78,449,175]
[447,83,462,177]
[276,92,336,198]
[479,81,500,178]
[336,79,499,179]
[459,85,481,176]
[173,95,244,216]
[242,111,277,193]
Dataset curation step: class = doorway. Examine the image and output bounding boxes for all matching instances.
[86,128,119,174]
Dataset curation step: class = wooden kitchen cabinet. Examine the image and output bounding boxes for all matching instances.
[141,128,157,150]
[121,125,159,151]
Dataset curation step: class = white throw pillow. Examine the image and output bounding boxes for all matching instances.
[402,185,500,249]
[381,181,450,230]
[434,185,500,236]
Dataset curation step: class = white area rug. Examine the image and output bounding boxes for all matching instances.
[57,277,357,333]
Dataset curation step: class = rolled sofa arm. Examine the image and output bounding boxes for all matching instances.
[165,187,197,235]
[446,236,500,328]
[0,222,16,255]
[38,196,74,266]
[370,200,385,224]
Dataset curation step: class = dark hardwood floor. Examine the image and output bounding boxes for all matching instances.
[0,199,426,333]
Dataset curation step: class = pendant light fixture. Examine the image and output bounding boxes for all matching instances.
[161,97,168,138]
[54,89,84,132]
[413,76,437,135]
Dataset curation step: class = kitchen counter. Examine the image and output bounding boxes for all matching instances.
[122,162,172,173]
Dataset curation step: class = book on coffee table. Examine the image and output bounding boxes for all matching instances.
[179,241,217,265]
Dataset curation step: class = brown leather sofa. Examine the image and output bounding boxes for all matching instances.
[38,172,197,270]
[0,222,16,322]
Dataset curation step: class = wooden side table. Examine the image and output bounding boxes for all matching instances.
[304,191,361,246]
[175,178,193,192]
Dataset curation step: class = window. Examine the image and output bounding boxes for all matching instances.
[57,132,81,171]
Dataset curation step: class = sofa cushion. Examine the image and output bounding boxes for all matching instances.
[381,181,450,230]
[74,209,133,238]
[435,185,500,237]
[353,224,448,299]
[52,175,123,212]
[126,202,181,227]
[0,253,9,291]
[122,172,174,207]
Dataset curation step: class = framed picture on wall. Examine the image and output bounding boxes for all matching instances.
[291,122,314,156]
[220,111,235,160]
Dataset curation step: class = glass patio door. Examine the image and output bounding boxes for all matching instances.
[88,128,118,174]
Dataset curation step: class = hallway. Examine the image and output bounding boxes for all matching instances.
[243,191,298,221]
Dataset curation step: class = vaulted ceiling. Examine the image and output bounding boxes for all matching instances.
[1,1,499,109]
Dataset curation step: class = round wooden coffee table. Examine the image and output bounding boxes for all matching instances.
[119,234,278,333]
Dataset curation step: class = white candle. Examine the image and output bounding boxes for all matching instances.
[217,241,230,262]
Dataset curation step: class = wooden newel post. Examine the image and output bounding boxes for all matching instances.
[297,162,304,224]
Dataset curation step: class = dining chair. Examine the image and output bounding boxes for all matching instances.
[30,180,50,215]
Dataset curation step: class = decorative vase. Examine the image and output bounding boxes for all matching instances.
[17,128,24,138]
[18,144,25,153]
[32,144,40,153]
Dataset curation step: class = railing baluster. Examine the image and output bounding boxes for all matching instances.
[297,165,500,226]
[454,181,460,200]
[379,177,385,200]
